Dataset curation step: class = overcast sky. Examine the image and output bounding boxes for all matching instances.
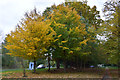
[0,0,108,42]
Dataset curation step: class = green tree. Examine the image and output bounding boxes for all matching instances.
[49,4,95,70]
[102,0,120,64]
[2,39,19,69]
[43,1,103,69]
[65,1,103,29]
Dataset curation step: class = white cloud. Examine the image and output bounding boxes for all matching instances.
[0,0,64,36]
[0,0,107,41]
[87,0,108,19]
[0,0,34,35]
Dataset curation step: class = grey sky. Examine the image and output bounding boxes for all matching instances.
[0,0,107,42]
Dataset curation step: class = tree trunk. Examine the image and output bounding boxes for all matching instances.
[33,59,36,73]
[80,59,82,69]
[48,56,50,71]
[64,61,68,72]
[84,61,85,70]
[56,60,60,69]
[118,62,120,77]
[64,62,66,72]
[23,67,27,77]
[77,56,79,69]
[63,50,68,72]
[20,58,27,77]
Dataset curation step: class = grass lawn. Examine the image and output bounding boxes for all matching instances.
[1,68,118,78]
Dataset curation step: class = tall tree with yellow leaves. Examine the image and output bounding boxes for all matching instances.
[43,2,103,69]
[49,4,94,70]
[5,10,56,73]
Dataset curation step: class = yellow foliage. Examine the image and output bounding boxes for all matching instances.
[61,40,67,43]
[69,51,73,54]
[58,34,62,38]
[63,47,69,50]
[54,39,59,42]
[80,39,89,45]
[5,14,56,60]
[27,53,32,56]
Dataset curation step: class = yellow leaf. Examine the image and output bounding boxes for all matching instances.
[80,39,89,45]
[63,47,69,50]
[58,34,62,38]
[69,51,73,54]
[27,53,32,56]
[54,39,59,42]
[61,40,67,43]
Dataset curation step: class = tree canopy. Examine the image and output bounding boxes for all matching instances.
[101,0,120,64]
[4,0,119,73]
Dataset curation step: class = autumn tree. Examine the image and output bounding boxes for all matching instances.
[42,0,104,69]
[65,1,103,29]
[5,9,56,73]
[47,4,98,70]
[101,0,120,65]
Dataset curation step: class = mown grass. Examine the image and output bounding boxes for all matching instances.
[2,69,23,77]
[1,68,118,78]
[99,66,118,69]
[2,69,23,73]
